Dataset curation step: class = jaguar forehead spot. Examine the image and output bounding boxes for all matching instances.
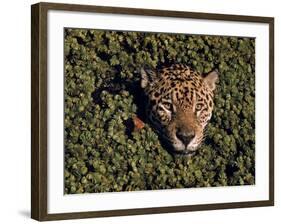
[154,92,160,98]
[171,82,176,88]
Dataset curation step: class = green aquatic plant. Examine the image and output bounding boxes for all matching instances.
[64,28,255,194]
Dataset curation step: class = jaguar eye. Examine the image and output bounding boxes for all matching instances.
[195,104,202,111]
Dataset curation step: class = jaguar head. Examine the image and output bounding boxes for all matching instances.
[140,65,218,154]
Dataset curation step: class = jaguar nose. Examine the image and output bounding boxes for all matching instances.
[176,131,195,146]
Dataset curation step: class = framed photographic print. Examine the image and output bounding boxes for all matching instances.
[31,2,274,221]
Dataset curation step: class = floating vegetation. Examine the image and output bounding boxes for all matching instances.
[64,29,255,194]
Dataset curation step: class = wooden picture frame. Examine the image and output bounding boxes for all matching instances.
[31,2,274,221]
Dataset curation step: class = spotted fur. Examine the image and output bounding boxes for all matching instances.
[141,64,218,153]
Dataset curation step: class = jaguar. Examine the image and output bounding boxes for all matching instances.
[140,64,218,154]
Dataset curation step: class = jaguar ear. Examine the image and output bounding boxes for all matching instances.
[204,70,219,91]
[140,67,157,88]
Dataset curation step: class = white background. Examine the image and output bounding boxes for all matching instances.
[0,0,279,223]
